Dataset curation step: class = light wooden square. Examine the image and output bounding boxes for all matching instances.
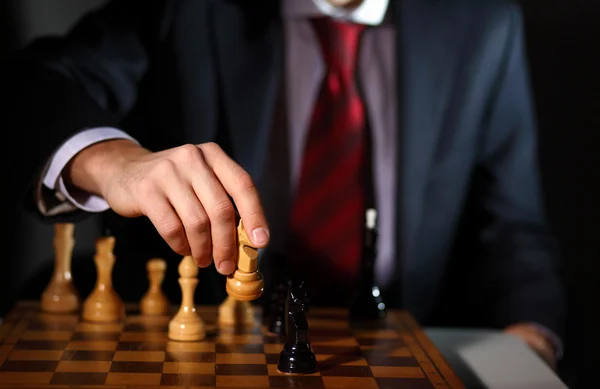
[162,361,215,374]
[0,372,53,384]
[113,351,165,362]
[267,364,321,377]
[311,337,359,346]
[216,375,269,387]
[8,350,64,361]
[105,372,162,386]
[216,353,266,364]
[322,377,379,389]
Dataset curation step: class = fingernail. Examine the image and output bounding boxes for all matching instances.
[218,260,236,275]
[252,228,270,246]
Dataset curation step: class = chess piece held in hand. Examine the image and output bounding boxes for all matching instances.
[168,256,205,341]
[277,280,317,374]
[225,220,264,301]
[41,223,80,313]
[82,236,125,322]
[140,258,170,315]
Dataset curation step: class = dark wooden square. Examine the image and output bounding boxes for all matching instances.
[215,343,264,353]
[0,360,58,372]
[318,355,365,367]
[215,363,268,376]
[71,331,121,341]
[123,323,168,332]
[311,345,362,355]
[376,377,435,389]
[61,350,115,361]
[27,321,78,331]
[109,361,163,374]
[265,353,279,364]
[161,373,216,386]
[363,355,420,367]
[115,341,166,351]
[13,341,68,350]
[262,334,284,344]
[355,337,405,347]
[319,365,373,377]
[50,372,107,385]
[269,375,325,388]
[311,328,354,337]
[165,351,216,363]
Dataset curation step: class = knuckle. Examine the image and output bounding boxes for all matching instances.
[215,242,236,261]
[154,159,177,176]
[236,171,256,193]
[136,176,158,197]
[160,219,184,242]
[176,144,201,163]
[191,241,212,267]
[211,199,235,222]
[201,141,221,153]
[187,213,210,231]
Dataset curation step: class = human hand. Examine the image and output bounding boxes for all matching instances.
[505,323,557,370]
[64,140,270,274]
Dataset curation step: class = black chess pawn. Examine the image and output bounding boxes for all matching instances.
[349,208,386,320]
[277,280,317,374]
[268,281,287,335]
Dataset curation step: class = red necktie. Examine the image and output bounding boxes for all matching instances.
[288,18,367,297]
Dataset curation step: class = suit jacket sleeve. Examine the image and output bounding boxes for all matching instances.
[474,5,566,337]
[2,0,169,220]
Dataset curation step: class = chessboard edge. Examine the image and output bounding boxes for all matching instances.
[398,313,467,389]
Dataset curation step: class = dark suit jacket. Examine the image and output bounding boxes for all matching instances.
[3,0,566,336]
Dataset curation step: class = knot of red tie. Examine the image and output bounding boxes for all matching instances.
[311,17,367,75]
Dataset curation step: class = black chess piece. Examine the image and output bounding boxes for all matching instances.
[349,208,386,320]
[276,280,317,374]
[268,281,287,335]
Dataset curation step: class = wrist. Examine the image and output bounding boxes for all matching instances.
[63,139,150,198]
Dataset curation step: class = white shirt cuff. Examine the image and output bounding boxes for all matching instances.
[40,127,138,214]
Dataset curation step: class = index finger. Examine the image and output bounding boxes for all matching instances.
[197,143,270,248]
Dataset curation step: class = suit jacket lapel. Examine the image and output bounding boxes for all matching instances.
[211,1,283,180]
[395,0,456,285]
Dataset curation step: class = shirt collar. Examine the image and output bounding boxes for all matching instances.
[283,0,390,26]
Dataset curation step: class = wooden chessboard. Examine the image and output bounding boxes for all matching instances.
[0,302,464,388]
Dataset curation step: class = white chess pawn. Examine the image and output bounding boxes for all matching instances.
[82,236,125,322]
[41,223,80,313]
[140,258,170,315]
[168,256,205,341]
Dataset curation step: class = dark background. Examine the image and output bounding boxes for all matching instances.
[0,1,596,387]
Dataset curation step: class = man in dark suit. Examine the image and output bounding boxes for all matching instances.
[4,0,565,367]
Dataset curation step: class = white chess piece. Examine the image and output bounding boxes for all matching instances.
[168,256,205,341]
